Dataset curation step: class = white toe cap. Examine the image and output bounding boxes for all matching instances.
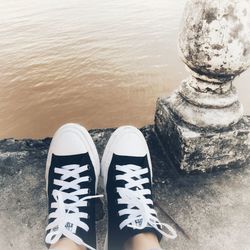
[113,126,148,157]
[50,123,88,156]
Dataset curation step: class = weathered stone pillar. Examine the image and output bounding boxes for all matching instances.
[155,0,250,172]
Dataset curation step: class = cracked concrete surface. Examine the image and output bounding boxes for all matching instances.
[0,126,249,250]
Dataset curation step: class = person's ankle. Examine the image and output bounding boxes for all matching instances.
[124,232,161,250]
[49,237,87,250]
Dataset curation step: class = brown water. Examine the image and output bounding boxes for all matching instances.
[0,0,249,139]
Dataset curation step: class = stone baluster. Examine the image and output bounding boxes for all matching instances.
[155,0,250,172]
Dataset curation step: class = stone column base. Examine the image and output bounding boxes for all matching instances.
[155,97,250,173]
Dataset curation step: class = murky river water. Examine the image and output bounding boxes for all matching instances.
[0,0,249,138]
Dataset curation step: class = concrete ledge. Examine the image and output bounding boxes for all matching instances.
[0,125,250,250]
[155,97,250,172]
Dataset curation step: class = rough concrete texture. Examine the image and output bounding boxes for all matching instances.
[166,82,243,129]
[155,97,250,172]
[174,0,250,130]
[179,0,250,83]
[0,126,250,250]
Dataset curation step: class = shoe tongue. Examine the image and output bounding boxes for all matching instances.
[131,216,144,228]
[64,222,77,233]
[51,221,77,236]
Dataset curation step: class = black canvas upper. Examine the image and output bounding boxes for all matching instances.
[106,154,162,250]
[47,153,97,248]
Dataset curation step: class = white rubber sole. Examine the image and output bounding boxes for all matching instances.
[45,123,100,193]
[101,125,153,250]
[104,233,108,250]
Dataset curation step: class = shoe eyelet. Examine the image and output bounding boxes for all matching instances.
[88,176,92,182]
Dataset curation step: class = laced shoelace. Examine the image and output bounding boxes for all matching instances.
[45,164,103,250]
[115,164,177,240]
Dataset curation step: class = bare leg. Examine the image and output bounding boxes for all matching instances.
[49,238,87,250]
[124,233,162,250]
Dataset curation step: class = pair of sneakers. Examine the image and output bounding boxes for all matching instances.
[45,123,177,250]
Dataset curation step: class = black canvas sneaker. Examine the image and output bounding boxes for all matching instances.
[45,123,102,250]
[101,126,177,250]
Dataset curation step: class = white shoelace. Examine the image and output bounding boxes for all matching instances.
[45,164,103,250]
[116,164,177,240]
